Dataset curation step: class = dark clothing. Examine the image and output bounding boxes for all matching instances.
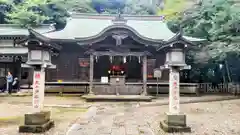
[6,74,13,94]
[7,82,12,94]
[0,83,6,92]
[12,80,20,92]
[212,82,219,90]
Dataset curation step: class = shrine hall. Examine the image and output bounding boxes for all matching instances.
[0,13,204,95]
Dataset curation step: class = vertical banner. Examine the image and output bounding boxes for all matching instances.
[32,71,45,112]
[147,59,156,78]
[169,69,180,114]
[79,58,90,81]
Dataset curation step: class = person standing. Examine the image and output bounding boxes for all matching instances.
[12,77,20,93]
[6,72,13,94]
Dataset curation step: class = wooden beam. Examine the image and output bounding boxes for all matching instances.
[86,50,151,57]
[89,43,147,49]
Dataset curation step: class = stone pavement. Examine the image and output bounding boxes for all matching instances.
[67,103,155,135]
[67,98,240,135]
[140,95,239,107]
[0,95,239,135]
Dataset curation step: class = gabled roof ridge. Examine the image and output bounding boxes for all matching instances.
[70,12,165,21]
[0,24,55,37]
[0,24,53,28]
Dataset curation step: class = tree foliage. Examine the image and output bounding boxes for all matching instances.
[157,0,189,20]
[6,0,49,27]
[174,0,240,60]
[52,0,96,13]
[122,0,156,15]
[168,0,240,82]
[0,0,13,23]
[1,0,158,27]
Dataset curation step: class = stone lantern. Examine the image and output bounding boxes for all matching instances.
[19,40,61,133]
[159,43,191,133]
[165,48,186,67]
[27,50,53,67]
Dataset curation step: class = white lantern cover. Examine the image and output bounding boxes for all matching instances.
[165,49,186,67]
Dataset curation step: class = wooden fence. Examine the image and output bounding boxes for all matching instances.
[198,83,240,95]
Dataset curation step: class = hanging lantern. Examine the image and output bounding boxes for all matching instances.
[138,56,141,63]
[95,56,98,62]
[121,71,124,75]
[123,56,127,63]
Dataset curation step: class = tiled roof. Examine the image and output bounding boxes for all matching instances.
[42,13,204,42]
[0,24,54,36]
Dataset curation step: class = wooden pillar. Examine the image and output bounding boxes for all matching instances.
[16,57,22,81]
[89,54,94,94]
[142,55,147,95]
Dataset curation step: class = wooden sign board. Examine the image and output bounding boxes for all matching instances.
[147,59,156,78]
[154,69,162,78]
[101,77,108,83]
[79,58,90,81]
[79,58,90,67]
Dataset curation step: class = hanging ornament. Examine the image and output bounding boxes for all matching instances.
[123,56,126,63]
[95,56,98,62]
[138,56,141,63]
[110,56,113,63]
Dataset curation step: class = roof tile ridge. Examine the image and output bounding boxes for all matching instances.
[69,12,165,21]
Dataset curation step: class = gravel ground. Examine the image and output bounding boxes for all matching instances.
[67,99,240,135]
[138,99,240,135]
[0,96,240,135]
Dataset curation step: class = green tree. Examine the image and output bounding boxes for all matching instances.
[168,0,240,62]
[6,0,49,27]
[40,0,71,29]
[182,0,240,59]
[169,0,240,82]
[157,0,189,20]
[5,0,72,28]
[4,0,157,27]
[0,0,13,23]
[122,0,156,15]
[52,0,96,13]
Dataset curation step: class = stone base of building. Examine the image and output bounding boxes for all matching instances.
[19,111,54,133]
[160,113,191,133]
[82,95,153,102]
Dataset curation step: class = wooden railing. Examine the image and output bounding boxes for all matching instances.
[198,83,240,95]
[43,82,240,95]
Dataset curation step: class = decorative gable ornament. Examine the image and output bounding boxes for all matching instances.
[112,10,127,24]
[112,34,128,46]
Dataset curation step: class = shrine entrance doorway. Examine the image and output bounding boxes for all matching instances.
[93,55,142,82]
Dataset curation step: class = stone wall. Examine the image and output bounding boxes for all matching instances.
[92,85,143,95]
[45,83,199,95]
[147,84,198,94]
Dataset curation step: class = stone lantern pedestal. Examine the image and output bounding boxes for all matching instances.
[160,112,191,132]
[19,111,54,133]
[159,44,191,133]
[18,39,60,133]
